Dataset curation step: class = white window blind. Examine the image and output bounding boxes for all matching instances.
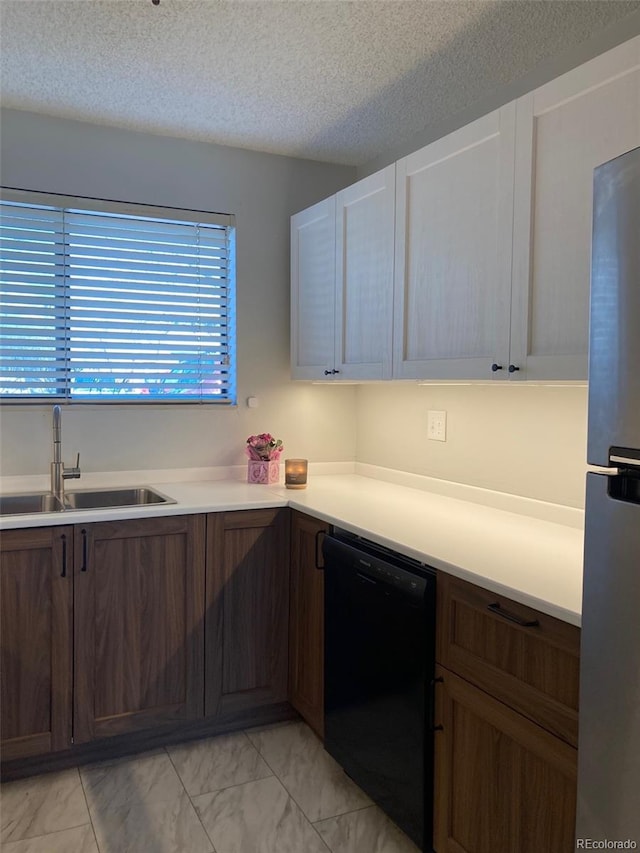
[0,192,236,402]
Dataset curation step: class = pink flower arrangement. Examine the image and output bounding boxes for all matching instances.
[245,433,284,462]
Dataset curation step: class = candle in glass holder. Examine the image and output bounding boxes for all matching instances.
[285,458,308,489]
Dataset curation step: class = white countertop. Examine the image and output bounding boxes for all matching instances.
[280,475,584,626]
[0,466,584,626]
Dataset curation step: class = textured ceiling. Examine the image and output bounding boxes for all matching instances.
[1,0,639,165]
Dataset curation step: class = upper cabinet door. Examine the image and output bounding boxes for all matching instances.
[511,37,640,382]
[334,165,395,380]
[393,105,516,381]
[291,197,336,380]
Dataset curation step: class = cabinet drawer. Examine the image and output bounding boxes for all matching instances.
[437,573,580,746]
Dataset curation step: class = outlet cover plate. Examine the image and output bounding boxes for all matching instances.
[427,410,447,441]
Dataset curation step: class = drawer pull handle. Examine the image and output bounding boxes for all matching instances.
[315,529,325,570]
[429,675,444,732]
[80,528,88,572]
[487,601,539,627]
[60,533,67,578]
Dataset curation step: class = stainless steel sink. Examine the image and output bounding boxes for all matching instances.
[0,493,65,515]
[0,487,175,516]
[64,487,176,510]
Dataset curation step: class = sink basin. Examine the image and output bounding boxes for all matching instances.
[64,487,176,510]
[0,493,65,515]
[0,487,175,516]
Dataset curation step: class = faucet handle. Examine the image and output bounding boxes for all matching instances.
[63,453,82,480]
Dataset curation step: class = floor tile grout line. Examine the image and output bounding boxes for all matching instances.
[162,744,190,800]
[164,744,219,853]
[0,823,97,851]
[314,804,422,853]
[80,746,216,853]
[238,724,334,852]
[184,771,278,800]
[311,803,376,827]
[245,727,325,819]
[263,772,333,852]
[304,814,334,852]
[81,749,217,853]
[164,731,274,797]
[80,748,192,811]
[1,767,91,847]
[235,760,333,853]
[77,770,102,853]
[165,728,324,852]
[245,720,372,823]
[0,822,95,850]
[187,775,331,853]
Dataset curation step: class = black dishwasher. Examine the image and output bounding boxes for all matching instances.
[323,530,437,852]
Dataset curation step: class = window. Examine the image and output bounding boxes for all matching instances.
[0,189,236,403]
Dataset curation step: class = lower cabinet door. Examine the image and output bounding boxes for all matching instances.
[1,526,73,761]
[288,510,328,738]
[434,666,577,853]
[73,515,206,743]
[205,509,290,722]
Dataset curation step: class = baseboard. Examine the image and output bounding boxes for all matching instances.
[1,702,297,782]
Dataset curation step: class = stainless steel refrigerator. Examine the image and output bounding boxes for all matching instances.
[577,146,640,847]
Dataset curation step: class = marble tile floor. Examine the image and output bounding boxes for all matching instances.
[0,720,421,853]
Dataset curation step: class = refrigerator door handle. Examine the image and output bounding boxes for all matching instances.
[610,454,640,468]
[590,467,640,506]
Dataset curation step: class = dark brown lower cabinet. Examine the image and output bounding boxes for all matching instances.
[74,514,206,743]
[0,526,73,761]
[205,509,290,722]
[2,509,293,776]
[434,666,577,853]
[288,510,328,738]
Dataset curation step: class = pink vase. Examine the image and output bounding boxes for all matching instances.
[247,459,280,484]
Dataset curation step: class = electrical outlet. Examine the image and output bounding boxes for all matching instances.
[427,410,447,441]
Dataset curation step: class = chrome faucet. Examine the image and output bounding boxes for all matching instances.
[51,405,81,502]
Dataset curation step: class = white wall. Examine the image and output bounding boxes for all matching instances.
[356,384,588,508]
[0,109,358,476]
[0,110,590,509]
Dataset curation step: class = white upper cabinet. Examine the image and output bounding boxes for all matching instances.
[335,165,395,379]
[393,105,516,380]
[291,197,336,380]
[511,37,640,381]
[291,166,395,380]
[291,36,640,384]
